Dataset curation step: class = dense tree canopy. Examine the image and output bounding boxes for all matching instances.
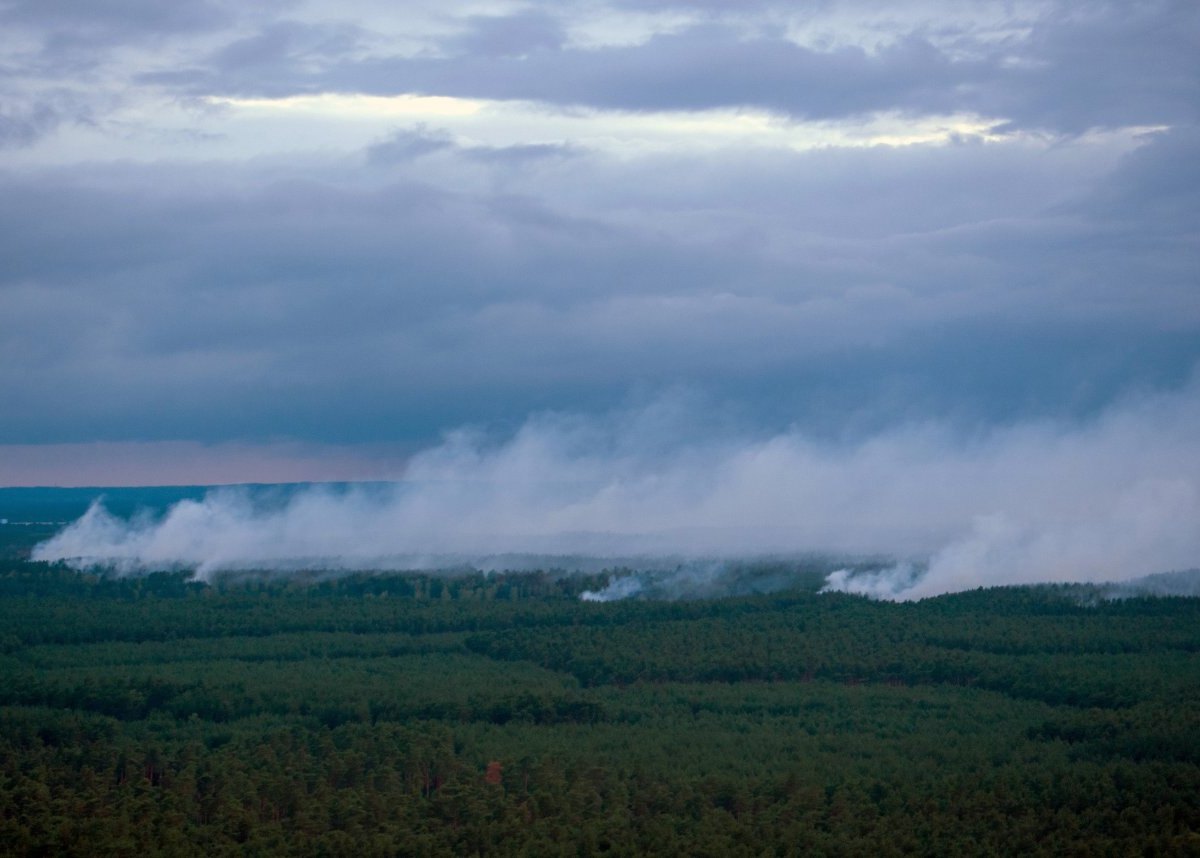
[1,550,1198,855]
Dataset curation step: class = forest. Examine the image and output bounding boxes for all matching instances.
[0,516,1198,856]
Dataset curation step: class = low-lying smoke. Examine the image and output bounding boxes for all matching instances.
[32,381,1200,599]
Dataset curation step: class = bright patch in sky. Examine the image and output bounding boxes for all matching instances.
[209,93,485,119]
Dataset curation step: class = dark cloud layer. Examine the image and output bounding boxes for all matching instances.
[2,121,1197,447]
[0,0,1197,486]
[2,1,1196,136]
[98,1,1198,135]
[0,103,59,147]
[0,0,234,77]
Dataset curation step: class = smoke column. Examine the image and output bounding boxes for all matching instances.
[33,380,1200,598]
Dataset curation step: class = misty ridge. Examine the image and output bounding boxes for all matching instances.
[32,378,1200,601]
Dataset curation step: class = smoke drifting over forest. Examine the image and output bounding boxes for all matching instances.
[33,379,1200,600]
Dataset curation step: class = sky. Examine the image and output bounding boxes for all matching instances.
[3,0,1200,593]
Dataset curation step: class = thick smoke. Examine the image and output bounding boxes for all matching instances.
[1092,568,1200,599]
[32,381,1200,599]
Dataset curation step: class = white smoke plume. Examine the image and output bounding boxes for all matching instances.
[32,380,1200,599]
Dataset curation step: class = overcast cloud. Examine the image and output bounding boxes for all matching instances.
[3,1,1198,591]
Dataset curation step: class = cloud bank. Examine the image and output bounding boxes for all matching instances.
[34,379,1200,599]
[2,2,1198,485]
[7,1,1199,594]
